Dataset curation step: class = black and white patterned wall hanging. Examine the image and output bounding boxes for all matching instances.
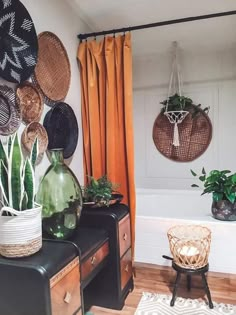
[0,0,38,83]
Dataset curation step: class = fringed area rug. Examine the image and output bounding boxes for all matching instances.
[135,293,236,315]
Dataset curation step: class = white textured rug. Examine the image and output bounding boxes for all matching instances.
[135,293,236,315]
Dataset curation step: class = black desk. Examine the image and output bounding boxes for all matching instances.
[0,227,109,315]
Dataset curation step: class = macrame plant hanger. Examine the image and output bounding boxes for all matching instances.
[164,42,188,147]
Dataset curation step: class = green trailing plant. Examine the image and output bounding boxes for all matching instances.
[161,93,209,118]
[83,175,120,206]
[191,168,236,203]
[0,134,38,211]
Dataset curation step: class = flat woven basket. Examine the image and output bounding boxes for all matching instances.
[21,122,48,155]
[167,225,211,269]
[153,106,212,162]
[0,85,21,135]
[16,82,43,125]
[33,31,71,105]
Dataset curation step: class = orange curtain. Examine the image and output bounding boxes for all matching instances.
[77,33,136,260]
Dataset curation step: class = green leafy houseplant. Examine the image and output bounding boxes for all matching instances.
[83,175,121,207]
[0,134,38,212]
[191,168,236,203]
[161,93,209,118]
[191,168,236,221]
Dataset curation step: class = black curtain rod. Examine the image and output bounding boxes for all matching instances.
[78,10,236,41]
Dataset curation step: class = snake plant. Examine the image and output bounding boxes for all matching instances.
[0,134,38,211]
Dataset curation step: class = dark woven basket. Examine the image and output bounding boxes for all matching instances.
[0,85,21,135]
[43,102,78,159]
[0,0,38,83]
[153,106,212,162]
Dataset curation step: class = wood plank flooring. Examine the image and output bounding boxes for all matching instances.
[89,262,236,315]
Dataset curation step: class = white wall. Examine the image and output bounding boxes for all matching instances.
[0,0,90,187]
[133,48,236,190]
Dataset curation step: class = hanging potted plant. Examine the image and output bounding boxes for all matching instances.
[191,168,236,221]
[0,134,42,258]
[160,42,209,147]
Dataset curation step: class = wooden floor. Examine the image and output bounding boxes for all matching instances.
[90,262,236,315]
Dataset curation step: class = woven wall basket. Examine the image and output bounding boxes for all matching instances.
[153,106,212,162]
[16,82,43,125]
[33,31,71,105]
[21,122,48,155]
[0,85,21,136]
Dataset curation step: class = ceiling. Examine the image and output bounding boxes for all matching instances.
[70,0,236,56]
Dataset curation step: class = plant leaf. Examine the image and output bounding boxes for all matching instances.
[226,192,235,204]
[0,139,8,168]
[9,134,23,210]
[21,191,28,211]
[190,169,197,177]
[199,175,206,182]
[213,192,223,202]
[30,137,38,170]
[23,158,35,209]
[7,136,12,157]
[191,184,199,188]
[202,167,206,175]
[0,160,8,205]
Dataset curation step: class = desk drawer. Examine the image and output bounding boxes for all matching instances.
[120,248,132,291]
[81,241,109,281]
[119,215,131,257]
[50,257,81,315]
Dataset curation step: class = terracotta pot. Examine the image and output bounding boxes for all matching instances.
[211,200,236,221]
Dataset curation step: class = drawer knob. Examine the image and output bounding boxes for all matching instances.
[64,291,72,304]
[125,264,129,273]
[91,256,97,266]
[123,233,128,241]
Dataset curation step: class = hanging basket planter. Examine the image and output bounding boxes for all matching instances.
[164,110,189,147]
[153,42,212,161]
[153,105,212,162]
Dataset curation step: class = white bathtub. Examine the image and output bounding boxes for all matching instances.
[135,188,236,274]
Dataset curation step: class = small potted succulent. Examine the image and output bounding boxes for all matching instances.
[83,175,122,207]
[0,134,42,258]
[191,168,236,221]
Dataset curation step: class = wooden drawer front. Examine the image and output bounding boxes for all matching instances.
[119,215,131,257]
[120,248,132,291]
[50,257,81,315]
[81,241,109,281]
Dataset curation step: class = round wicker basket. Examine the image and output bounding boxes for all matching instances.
[0,85,21,135]
[33,31,71,104]
[167,225,211,269]
[153,106,212,162]
[21,122,48,155]
[16,82,43,125]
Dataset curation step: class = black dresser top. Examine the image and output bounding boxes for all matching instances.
[0,227,108,279]
[82,203,129,221]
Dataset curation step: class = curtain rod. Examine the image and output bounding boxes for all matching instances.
[78,10,236,41]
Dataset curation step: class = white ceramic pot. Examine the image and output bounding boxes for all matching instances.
[0,205,42,258]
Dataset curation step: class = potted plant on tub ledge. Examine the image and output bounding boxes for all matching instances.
[191,168,236,221]
[0,134,42,258]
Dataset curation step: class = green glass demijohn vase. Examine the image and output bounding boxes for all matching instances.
[36,149,83,240]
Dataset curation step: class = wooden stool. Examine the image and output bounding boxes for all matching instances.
[170,261,214,309]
